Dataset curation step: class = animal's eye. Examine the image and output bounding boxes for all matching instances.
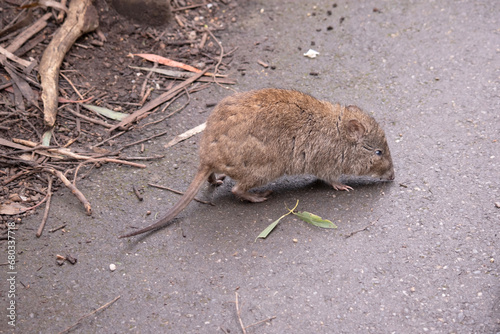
[375,150,383,156]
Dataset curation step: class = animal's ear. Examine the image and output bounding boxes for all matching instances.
[346,119,366,141]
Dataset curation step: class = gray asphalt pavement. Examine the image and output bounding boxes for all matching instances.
[5,0,499,333]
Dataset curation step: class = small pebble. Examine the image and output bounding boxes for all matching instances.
[110,264,116,271]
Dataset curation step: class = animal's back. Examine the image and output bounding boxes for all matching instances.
[199,89,342,185]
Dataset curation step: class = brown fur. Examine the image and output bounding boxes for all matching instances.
[119,89,395,238]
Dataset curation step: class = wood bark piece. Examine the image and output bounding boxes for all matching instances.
[6,12,52,53]
[39,0,99,127]
[3,63,38,108]
[0,45,32,68]
[129,66,236,84]
[164,122,206,148]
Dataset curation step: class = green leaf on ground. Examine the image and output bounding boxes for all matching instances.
[82,104,128,121]
[292,211,337,229]
[255,200,299,241]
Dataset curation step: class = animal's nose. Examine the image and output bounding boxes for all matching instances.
[382,168,395,181]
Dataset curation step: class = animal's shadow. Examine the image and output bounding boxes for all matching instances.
[122,175,393,245]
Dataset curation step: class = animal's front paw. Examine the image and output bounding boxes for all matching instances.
[331,182,353,192]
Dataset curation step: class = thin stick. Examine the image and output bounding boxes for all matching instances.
[60,72,84,99]
[164,123,205,149]
[119,154,164,161]
[344,217,380,238]
[205,29,223,78]
[206,29,237,93]
[245,316,277,329]
[163,88,190,117]
[43,167,92,215]
[199,31,208,49]
[49,224,67,233]
[160,88,186,113]
[0,45,32,67]
[72,158,146,186]
[132,185,143,201]
[108,68,209,133]
[93,130,126,147]
[36,176,53,237]
[3,170,30,185]
[6,12,52,53]
[172,2,208,11]
[140,61,156,103]
[14,32,46,57]
[235,292,247,334]
[19,193,48,213]
[57,296,121,334]
[66,108,113,128]
[118,130,169,152]
[148,183,213,205]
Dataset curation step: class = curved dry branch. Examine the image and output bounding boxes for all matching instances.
[39,0,99,127]
[43,167,92,215]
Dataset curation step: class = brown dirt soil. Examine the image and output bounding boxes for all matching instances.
[0,0,241,229]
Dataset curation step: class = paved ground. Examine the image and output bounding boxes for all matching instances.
[4,0,499,333]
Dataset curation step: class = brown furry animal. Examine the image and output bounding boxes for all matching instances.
[120,89,395,238]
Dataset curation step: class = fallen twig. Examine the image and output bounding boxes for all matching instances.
[235,292,247,334]
[60,72,84,100]
[39,0,99,127]
[49,223,67,233]
[132,185,143,201]
[36,175,53,237]
[245,316,277,330]
[43,167,92,215]
[148,183,213,205]
[3,62,38,108]
[162,88,191,116]
[108,68,209,132]
[14,33,47,57]
[3,170,31,185]
[164,123,206,148]
[344,217,380,238]
[72,158,146,186]
[205,28,237,93]
[139,89,189,128]
[120,155,164,161]
[19,194,48,213]
[66,107,113,128]
[0,9,31,39]
[93,130,127,148]
[58,95,94,104]
[118,130,169,152]
[0,137,32,150]
[0,45,32,67]
[6,12,52,53]
[129,66,234,83]
[233,291,275,333]
[172,2,208,12]
[257,59,269,68]
[57,296,121,334]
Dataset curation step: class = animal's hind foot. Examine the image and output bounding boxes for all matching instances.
[232,186,272,203]
[208,173,226,186]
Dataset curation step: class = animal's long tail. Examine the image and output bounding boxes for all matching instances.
[119,166,212,238]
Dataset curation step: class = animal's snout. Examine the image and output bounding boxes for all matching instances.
[378,167,395,181]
